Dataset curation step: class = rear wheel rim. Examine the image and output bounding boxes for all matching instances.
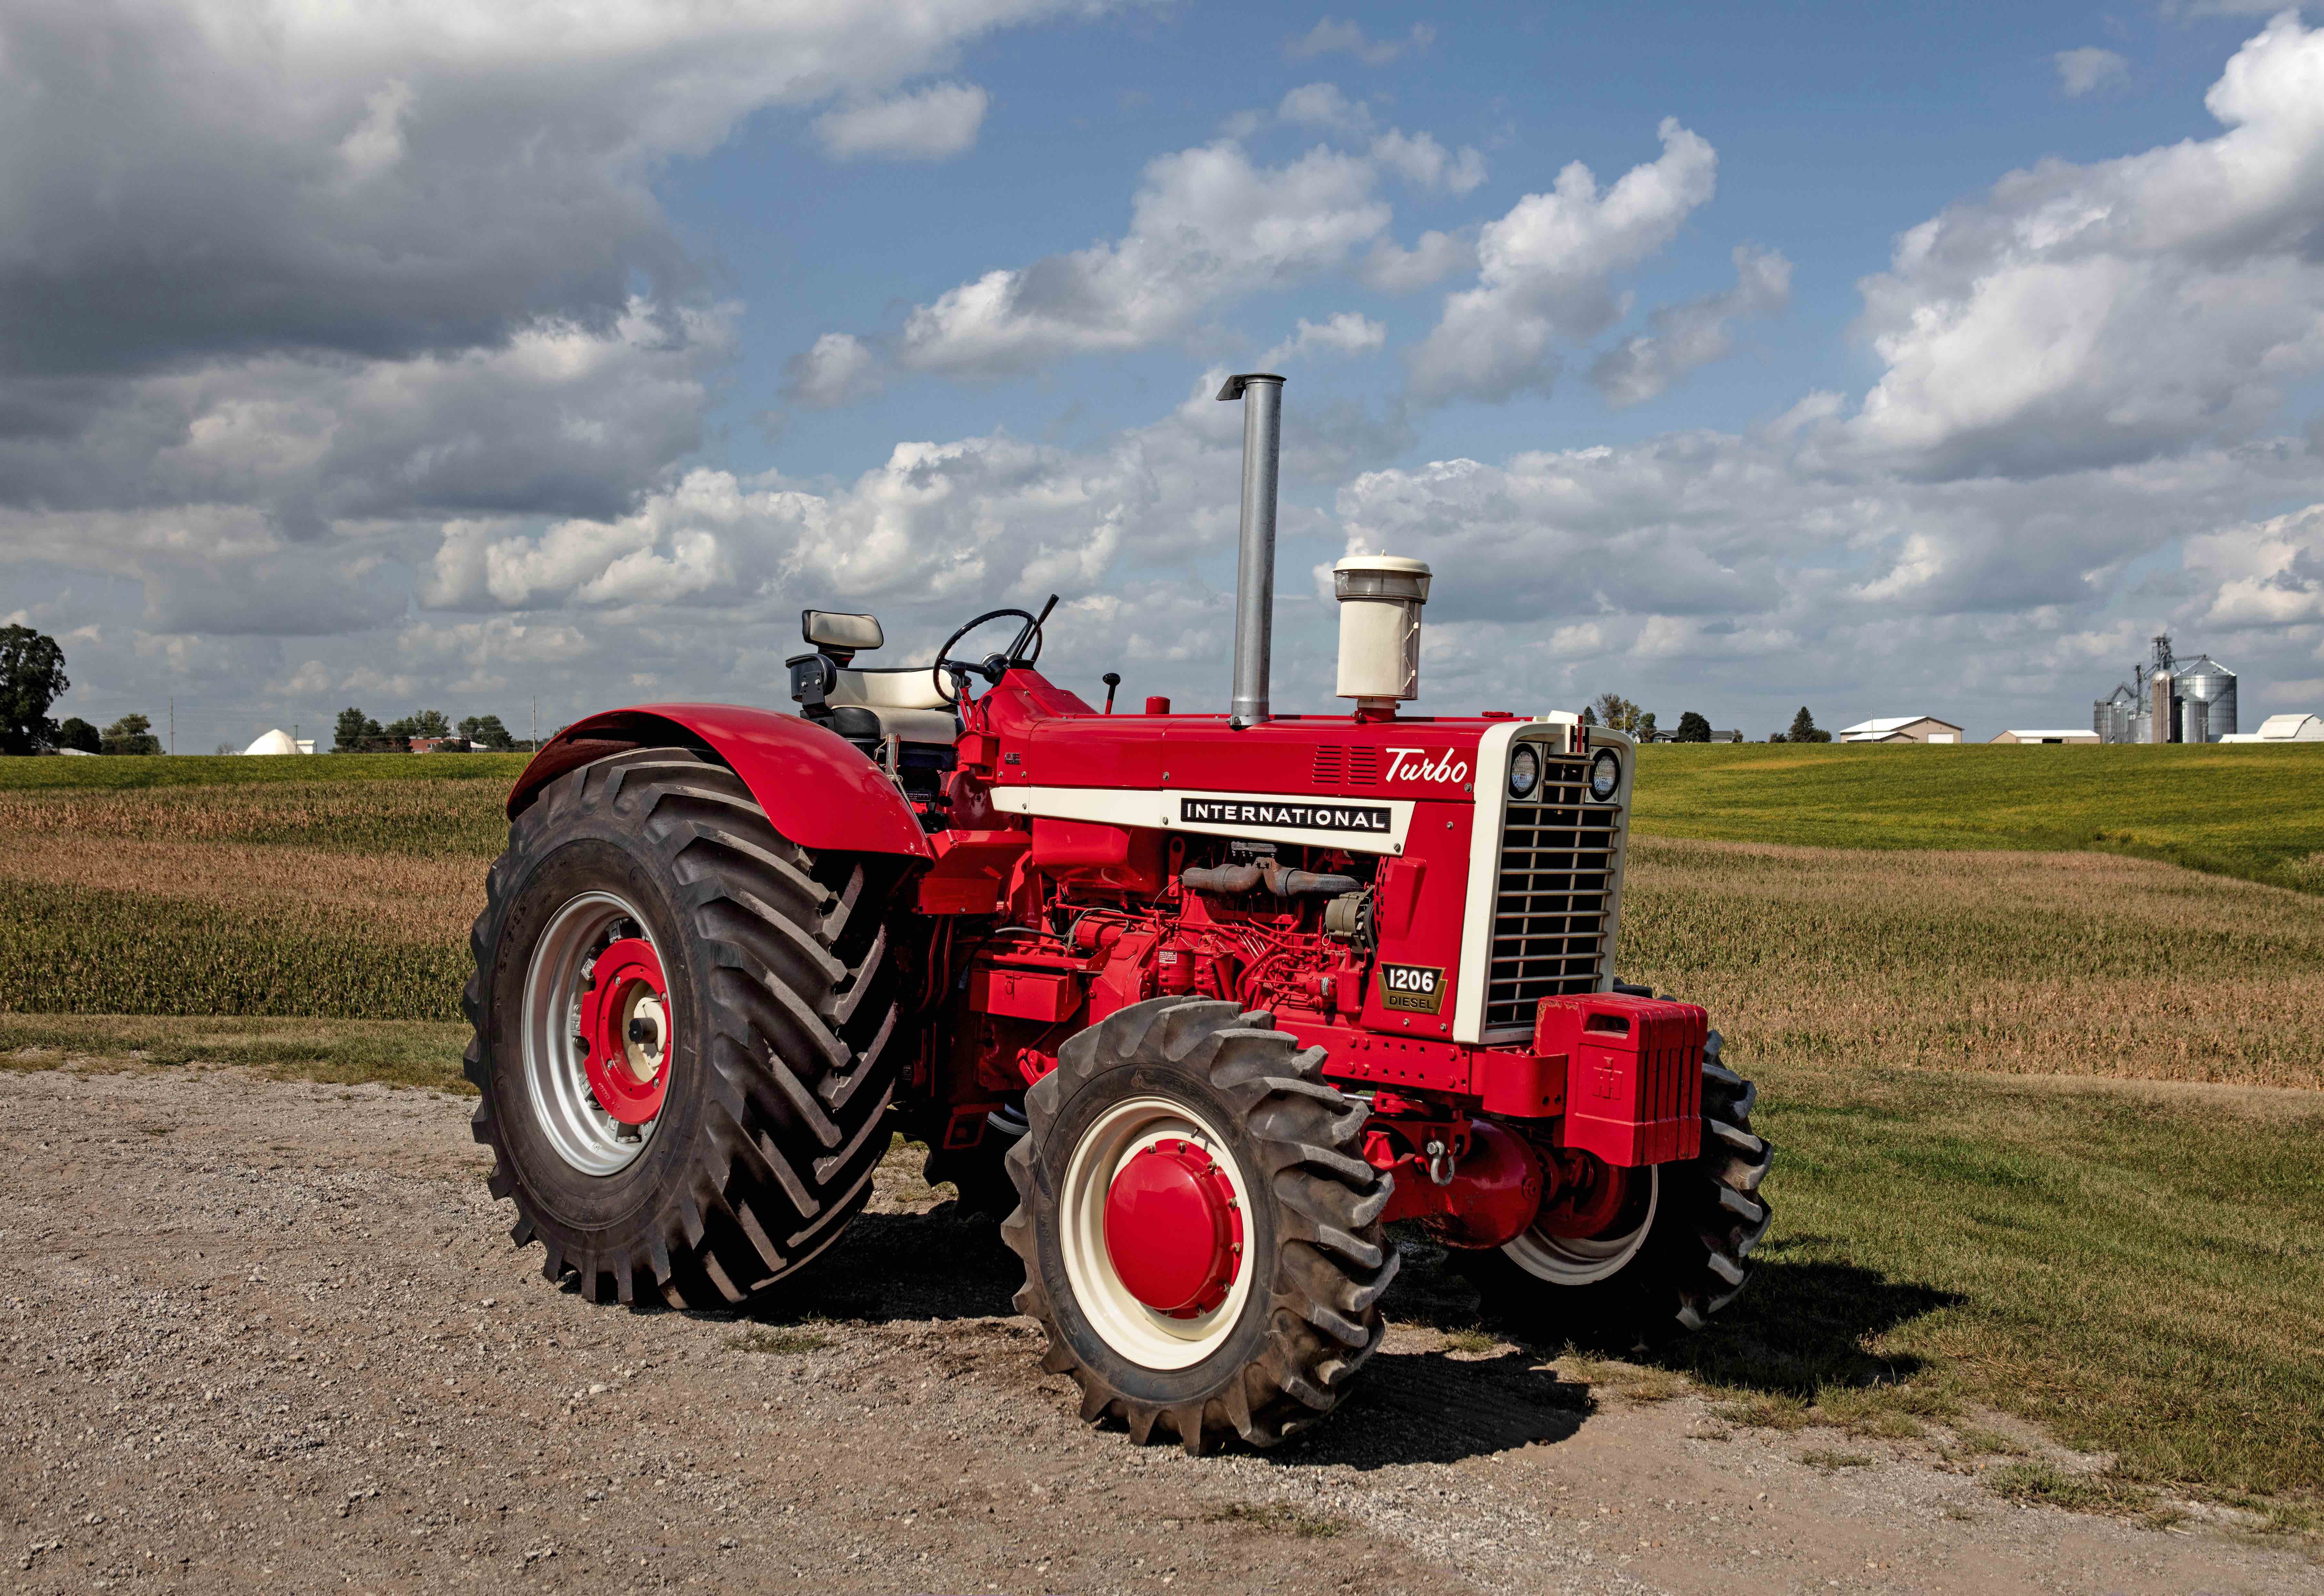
[1059,1095,1255,1371]
[1502,1164,1659,1286]
[520,890,671,1176]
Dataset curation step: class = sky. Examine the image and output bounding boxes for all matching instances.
[6,0,2324,751]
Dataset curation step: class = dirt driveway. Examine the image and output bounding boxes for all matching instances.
[3,1063,2310,1595]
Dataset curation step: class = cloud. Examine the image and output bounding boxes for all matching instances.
[1279,83,1372,134]
[1849,13,2324,478]
[1589,245,1792,407]
[2054,47,2131,97]
[890,141,1393,377]
[814,82,991,161]
[1262,313,1388,365]
[1369,130,1487,195]
[1407,118,1719,403]
[784,332,888,409]
[2189,503,2324,628]
[1286,18,1436,65]
[1357,229,1478,291]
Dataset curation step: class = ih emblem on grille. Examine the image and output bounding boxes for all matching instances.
[1377,962,1446,1014]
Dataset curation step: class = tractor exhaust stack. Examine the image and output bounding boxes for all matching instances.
[1219,372,1284,729]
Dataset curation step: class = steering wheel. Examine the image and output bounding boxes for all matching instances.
[932,607,1046,706]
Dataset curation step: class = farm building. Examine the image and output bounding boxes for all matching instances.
[1991,728,2100,744]
[1838,716,1963,744]
[2219,713,2324,743]
[241,728,315,756]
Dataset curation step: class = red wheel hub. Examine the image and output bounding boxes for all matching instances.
[1102,1139,1244,1319]
[579,937,671,1126]
[1535,1152,1639,1238]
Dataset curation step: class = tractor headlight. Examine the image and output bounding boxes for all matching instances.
[1588,748,1621,802]
[1508,744,1541,800]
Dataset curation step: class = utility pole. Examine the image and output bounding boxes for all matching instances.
[169,697,174,756]
[531,695,538,752]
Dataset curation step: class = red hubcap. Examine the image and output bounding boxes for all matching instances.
[1102,1139,1244,1319]
[580,937,671,1126]
[1535,1153,1639,1238]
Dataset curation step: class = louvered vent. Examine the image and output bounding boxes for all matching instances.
[1311,745,1383,786]
[1483,752,1618,1032]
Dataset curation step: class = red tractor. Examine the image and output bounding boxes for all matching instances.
[466,375,1771,1452]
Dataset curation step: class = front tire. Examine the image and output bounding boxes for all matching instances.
[1004,998,1396,1453]
[465,748,904,1307]
[1463,1027,1772,1346]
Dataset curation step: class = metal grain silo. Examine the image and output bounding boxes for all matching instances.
[2172,654,2237,741]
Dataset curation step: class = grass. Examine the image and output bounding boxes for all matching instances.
[0,1012,469,1090]
[1662,1063,2324,1513]
[1631,741,2324,894]
[1622,837,2324,1088]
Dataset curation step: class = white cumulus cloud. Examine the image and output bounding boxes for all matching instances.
[1407,118,1719,403]
[1590,245,1792,407]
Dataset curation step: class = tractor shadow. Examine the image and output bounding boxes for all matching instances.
[1274,1232,1968,1470]
[710,1207,1966,1470]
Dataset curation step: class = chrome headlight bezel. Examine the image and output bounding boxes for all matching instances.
[1587,747,1621,802]
[1508,743,1541,800]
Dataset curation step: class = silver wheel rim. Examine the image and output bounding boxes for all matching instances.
[1058,1096,1256,1371]
[1502,1164,1659,1286]
[520,889,669,1176]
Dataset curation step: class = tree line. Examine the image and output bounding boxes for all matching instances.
[1582,692,1831,743]
[0,623,538,756]
[333,707,523,753]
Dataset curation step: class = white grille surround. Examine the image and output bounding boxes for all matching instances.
[1450,718,1633,1045]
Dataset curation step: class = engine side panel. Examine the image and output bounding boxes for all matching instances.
[507,704,933,859]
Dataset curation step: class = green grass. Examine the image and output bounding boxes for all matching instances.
[1632,742,2324,893]
[1665,1064,2324,1511]
[0,1012,469,1090]
[0,751,531,791]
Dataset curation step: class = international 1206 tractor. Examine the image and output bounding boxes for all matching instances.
[466,374,1771,1452]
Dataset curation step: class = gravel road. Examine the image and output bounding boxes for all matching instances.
[4,1062,2311,1594]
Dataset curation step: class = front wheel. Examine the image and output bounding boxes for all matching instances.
[1462,1027,1772,1347]
[1004,998,1396,1452]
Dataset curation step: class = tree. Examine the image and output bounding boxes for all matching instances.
[101,713,161,756]
[1785,706,1831,744]
[1590,693,1651,735]
[1577,705,1598,727]
[1637,710,1658,740]
[56,716,101,754]
[333,706,390,753]
[1675,710,1712,743]
[459,713,515,751]
[0,624,69,755]
[383,709,452,746]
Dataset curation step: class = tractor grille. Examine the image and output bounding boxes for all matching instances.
[1483,753,1620,1034]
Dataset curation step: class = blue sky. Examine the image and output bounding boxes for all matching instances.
[5,1,2324,750]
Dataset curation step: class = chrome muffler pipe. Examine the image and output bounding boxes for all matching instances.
[1218,372,1283,729]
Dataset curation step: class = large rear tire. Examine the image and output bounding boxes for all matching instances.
[1463,1028,1772,1347]
[1004,998,1396,1453]
[465,747,904,1307]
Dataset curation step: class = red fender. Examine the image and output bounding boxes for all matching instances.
[506,704,933,861]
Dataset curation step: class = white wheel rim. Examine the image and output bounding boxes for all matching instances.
[1058,1096,1257,1371]
[520,890,669,1176]
[1502,1164,1659,1286]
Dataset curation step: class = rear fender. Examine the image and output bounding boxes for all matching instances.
[507,703,933,860]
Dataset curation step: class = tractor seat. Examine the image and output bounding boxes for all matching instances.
[824,666,958,746]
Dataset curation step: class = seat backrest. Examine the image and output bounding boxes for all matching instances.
[827,666,952,712]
